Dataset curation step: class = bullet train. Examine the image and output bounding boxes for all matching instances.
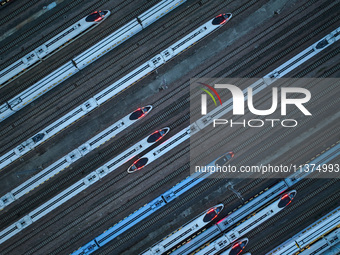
[0,10,110,86]
[266,206,340,255]
[298,228,340,255]
[0,126,170,244]
[194,191,297,255]
[141,204,224,255]
[127,127,191,173]
[73,140,339,255]
[0,106,153,210]
[0,0,189,122]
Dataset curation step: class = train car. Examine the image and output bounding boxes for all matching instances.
[8,61,79,111]
[217,181,289,232]
[72,195,168,255]
[225,191,296,242]
[36,10,110,60]
[264,28,340,82]
[298,228,340,255]
[195,191,296,255]
[160,13,232,61]
[73,19,142,69]
[0,11,110,86]
[141,204,224,255]
[138,0,186,28]
[266,206,340,255]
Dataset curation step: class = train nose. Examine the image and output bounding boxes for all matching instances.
[211,13,232,25]
[278,190,297,208]
[147,127,170,143]
[129,105,153,120]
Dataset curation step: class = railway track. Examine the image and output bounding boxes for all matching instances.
[0,0,39,24]
[79,56,340,254]
[0,0,164,97]
[0,108,189,228]
[1,0,338,220]
[3,56,337,254]
[0,0,333,168]
[0,0,235,151]
[1,0,335,215]
[1,0,338,252]
[0,0,149,68]
[1,0,338,230]
[248,178,340,254]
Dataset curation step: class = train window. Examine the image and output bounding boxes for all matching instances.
[135,158,148,168]
[131,157,149,172]
[147,128,168,143]
[86,11,104,22]
[229,244,244,255]
[129,106,151,120]
[278,192,296,208]
[316,39,329,49]
[212,14,226,25]
[203,208,218,222]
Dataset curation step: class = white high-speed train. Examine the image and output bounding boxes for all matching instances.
[73,26,340,255]
[0,10,110,86]
[195,191,297,255]
[0,106,153,210]
[266,206,340,255]
[0,126,170,244]
[298,228,340,255]
[141,204,224,255]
